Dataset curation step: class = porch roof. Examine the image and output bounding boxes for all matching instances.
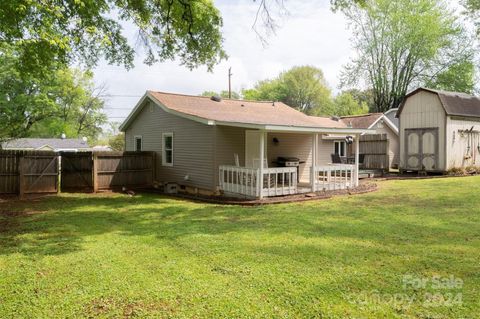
[120,91,373,134]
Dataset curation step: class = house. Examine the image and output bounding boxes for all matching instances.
[397,87,480,172]
[1,138,91,152]
[120,91,371,199]
[340,112,400,168]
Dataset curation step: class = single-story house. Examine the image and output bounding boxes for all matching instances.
[340,111,400,168]
[397,87,480,172]
[120,91,371,199]
[1,138,91,152]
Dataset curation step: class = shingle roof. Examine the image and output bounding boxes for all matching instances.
[340,113,383,129]
[1,138,90,150]
[398,87,480,118]
[147,91,345,128]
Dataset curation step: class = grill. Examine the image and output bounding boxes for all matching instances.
[274,157,305,183]
[276,156,301,167]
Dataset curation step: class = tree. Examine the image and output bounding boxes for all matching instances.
[108,133,125,151]
[200,90,240,99]
[0,47,107,142]
[339,0,474,112]
[341,89,375,111]
[243,66,334,115]
[465,0,480,36]
[332,92,369,116]
[0,0,226,74]
[28,69,107,141]
[426,60,476,94]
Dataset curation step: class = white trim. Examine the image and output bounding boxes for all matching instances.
[134,135,143,151]
[368,115,399,135]
[334,140,347,157]
[384,108,398,116]
[162,132,174,167]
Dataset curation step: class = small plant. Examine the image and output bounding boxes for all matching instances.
[465,165,480,175]
[447,167,467,176]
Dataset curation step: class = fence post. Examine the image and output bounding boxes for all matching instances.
[92,153,98,193]
[18,156,26,198]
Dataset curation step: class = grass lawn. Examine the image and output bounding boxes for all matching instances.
[0,177,479,318]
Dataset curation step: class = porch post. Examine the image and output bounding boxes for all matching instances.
[259,130,266,199]
[354,134,360,187]
[311,133,317,192]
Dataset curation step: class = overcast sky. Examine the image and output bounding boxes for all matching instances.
[93,0,353,124]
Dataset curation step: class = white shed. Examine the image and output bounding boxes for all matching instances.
[397,88,480,172]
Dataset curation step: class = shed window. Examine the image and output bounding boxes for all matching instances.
[334,141,346,157]
[134,136,142,151]
[162,133,173,166]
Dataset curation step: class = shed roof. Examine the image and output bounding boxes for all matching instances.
[1,138,90,150]
[120,91,371,134]
[397,87,480,118]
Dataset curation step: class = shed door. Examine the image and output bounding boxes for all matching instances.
[405,128,438,171]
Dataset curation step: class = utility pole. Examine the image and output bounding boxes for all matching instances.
[228,67,232,99]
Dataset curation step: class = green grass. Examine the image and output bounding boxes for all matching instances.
[0,177,479,318]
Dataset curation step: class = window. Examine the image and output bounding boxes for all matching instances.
[162,133,173,166]
[134,136,142,151]
[334,140,346,157]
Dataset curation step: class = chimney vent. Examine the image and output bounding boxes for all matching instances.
[210,95,222,102]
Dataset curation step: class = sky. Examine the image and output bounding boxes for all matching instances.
[93,0,353,125]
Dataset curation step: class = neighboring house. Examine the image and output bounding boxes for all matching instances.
[340,112,400,168]
[120,91,370,199]
[1,138,91,152]
[397,87,480,172]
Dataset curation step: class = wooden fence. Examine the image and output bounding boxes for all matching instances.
[0,150,155,196]
[348,134,389,170]
[94,152,155,191]
[0,150,59,195]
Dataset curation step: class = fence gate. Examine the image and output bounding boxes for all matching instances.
[60,152,93,192]
[19,152,59,196]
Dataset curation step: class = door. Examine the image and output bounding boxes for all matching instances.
[405,128,438,171]
[245,130,266,168]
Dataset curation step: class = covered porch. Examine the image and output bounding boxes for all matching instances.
[218,129,362,199]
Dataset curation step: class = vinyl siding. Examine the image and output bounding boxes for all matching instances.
[267,133,313,183]
[317,135,335,165]
[213,125,246,188]
[445,116,480,169]
[125,99,215,190]
[399,90,446,170]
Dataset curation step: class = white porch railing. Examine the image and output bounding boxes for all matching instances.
[219,165,297,198]
[312,164,356,191]
[261,167,297,197]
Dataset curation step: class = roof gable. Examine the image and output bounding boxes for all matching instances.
[397,87,480,118]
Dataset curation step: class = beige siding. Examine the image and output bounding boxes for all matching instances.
[399,91,446,170]
[214,126,246,188]
[317,135,335,165]
[371,121,400,168]
[445,116,480,169]
[267,133,313,183]
[125,99,215,190]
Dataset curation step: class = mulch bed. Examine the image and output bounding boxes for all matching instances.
[168,182,378,206]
